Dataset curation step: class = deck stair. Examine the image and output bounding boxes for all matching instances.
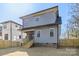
[22,39,33,48]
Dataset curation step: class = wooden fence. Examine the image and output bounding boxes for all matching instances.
[1,39,79,48]
[59,39,79,48]
[0,40,21,48]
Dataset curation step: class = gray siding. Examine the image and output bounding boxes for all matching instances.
[23,12,56,28]
[21,8,61,44]
[33,27,57,43]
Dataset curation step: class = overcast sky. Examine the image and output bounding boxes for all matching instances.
[0,3,71,37]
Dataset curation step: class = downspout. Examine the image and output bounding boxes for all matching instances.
[57,24,59,48]
[56,7,60,48]
[10,22,12,47]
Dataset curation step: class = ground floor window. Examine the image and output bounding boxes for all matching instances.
[0,32,2,36]
[37,31,40,37]
[50,28,54,37]
[4,34,8,40]
[19,35,21,39]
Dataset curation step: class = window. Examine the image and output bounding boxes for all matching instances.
[19,35,21,39]
[0,32,2,36]
[5,34,8,40]
[37,31,40,37]
[50,29,54,37]
[0,27,2,31]
[4,25,7,29]
[16,25,18,27]
[36,17,39,21]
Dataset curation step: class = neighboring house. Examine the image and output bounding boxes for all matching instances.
[0,25,2,39]
[0,20,26,42]
[20,6,62,47]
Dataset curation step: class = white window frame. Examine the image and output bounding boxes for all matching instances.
[4,24,7,29]
[35,16,40,21]
[36,30,41,38]
[50,28,54,37]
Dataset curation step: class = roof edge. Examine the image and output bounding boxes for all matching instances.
[20,6,58,19]
[0,20,22,26]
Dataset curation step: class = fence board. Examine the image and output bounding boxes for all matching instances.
[59,39,79,47]
[0,40,21,48]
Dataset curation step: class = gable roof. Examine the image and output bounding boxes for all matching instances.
[0,20,22,26]
[20,6,58,19]
[20,6,61,29]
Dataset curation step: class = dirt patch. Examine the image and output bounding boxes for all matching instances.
[0,47,79,56]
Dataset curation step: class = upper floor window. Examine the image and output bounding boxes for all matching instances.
[4,25,7,29]
[0,27,2,31]
[50,28,54,37]
[15,25,21,29]
[16,25,18,27]
[36,18,39,21]
[37,31,40,37]
[0,32,2,36]
[35,17,40,21]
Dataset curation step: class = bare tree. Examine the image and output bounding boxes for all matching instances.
[68,4,79,39]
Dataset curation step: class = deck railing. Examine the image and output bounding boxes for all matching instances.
[22,38,33,48]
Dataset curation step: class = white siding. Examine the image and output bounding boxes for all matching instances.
[0,36,2,39]
[2,23,10,40]
[23,12,56,28]
[11,23,21,41]
[1,22,26,42]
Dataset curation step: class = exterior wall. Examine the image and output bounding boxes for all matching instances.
[33,26,57,43]
[0,36,2,39]
[2,22,11,40]
[0,26,2,39]
[0,32,2,39]
[23,12,57,28]
[11,23,26,42]
[21,7,61,45]
[11,22,22,41]
[0,21,26,42]
[58,25,61,39]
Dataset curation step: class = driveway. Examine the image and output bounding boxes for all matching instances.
[0,47,79,56]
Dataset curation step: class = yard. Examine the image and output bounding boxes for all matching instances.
[0,47,79,56]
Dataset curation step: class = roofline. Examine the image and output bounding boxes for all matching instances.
[0,20,22,26]
[20,6,58,19]
[21,23,59,30]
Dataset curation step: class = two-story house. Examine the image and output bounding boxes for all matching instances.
[0,25,2,39]
[20,6,62,47]
[0,20,26,42]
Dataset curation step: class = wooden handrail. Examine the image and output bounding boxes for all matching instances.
[22,39,33,48]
